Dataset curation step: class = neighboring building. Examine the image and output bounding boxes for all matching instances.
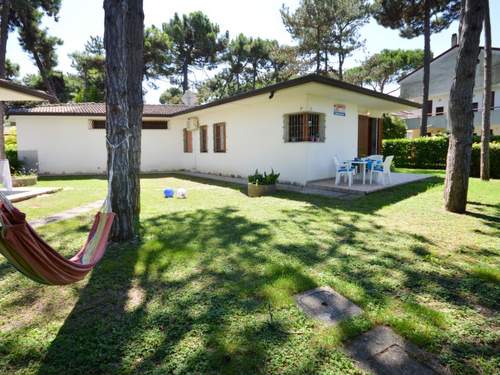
[399,38,500,138]
[9,75,419,185]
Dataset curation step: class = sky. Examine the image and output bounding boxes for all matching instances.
[6,0,500,104]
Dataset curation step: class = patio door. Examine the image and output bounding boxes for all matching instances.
[358,116,383,157]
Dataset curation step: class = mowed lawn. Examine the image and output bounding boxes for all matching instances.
[0,172,498,374]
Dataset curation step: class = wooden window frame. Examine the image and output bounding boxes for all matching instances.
[90,120,106,129]
[200,125,208,153]
[213,122,226,153]
[183,128,193,153]
[435,106,444,116]
[285,112,324,143]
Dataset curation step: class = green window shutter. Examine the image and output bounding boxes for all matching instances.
[283,115,289,143]
[319,113,326,142]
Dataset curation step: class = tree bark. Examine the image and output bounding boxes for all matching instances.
[444,0,485,213]
[182,59,189,92]
[104,0,144,242]
[420,0,431,137]
[480,0,491,181]
[0,0,11,160]
[31,50,59,102]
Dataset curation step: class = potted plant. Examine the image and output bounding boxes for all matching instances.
[247,169,280,197]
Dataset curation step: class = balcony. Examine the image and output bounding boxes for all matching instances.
[404,108,500,130]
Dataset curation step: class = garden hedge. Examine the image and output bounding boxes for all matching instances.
[383,136,500,178]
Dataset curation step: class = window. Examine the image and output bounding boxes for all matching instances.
[200,125,208,153]
[472,102,479,112]
[491,91,496,110]
[142,121,168,129]
[285,112,324,142]
[183,128,192,153]
[435,106,444,116]
[90,120,168,129]
[213,123,226,153]
[426,100,433,116]
[90,120,106,129]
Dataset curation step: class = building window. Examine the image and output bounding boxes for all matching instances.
[426,100,433,116]
[200,125,208,153]
[142,121,168,129]
[90,120,106,129]
[435,106,444,116]
[183,128,192,153]
[284,112,325,142]
[491,91,496,110]
[213,123,226,153]
[90,120,168,129]
[472,102,479,112]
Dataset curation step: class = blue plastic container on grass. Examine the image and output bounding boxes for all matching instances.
[163,188,175,198]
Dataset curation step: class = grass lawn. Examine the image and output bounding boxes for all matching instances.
[0,172,498,374]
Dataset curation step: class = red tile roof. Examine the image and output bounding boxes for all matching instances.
[8,102,192,117]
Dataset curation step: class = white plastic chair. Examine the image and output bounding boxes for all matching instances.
[370,155,393,185]
[333,156,355,187]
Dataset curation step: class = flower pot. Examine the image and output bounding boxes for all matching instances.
[247,183,276,197]
[12,175,38,187]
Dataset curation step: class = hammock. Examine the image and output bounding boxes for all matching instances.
[0,137,123,285]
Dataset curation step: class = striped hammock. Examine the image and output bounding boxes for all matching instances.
[0,192,115,285]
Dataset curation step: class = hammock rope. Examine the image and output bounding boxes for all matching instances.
[0,137,126,285]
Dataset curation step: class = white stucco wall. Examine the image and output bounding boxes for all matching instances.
[12,85,404,184]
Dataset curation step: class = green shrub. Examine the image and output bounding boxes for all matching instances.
[383,136,500,178]
[382,114,407,139]
[248,169,280,185]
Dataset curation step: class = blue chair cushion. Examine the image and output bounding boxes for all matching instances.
[338,166,355,172]
[373,165,384,172]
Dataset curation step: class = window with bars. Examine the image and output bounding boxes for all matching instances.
[90,120,168,129]
[284,112,325,142]
[183,128,192,153]
[213,123,226,153]
[200,125,208,153]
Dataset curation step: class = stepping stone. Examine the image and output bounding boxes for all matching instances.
[294,286,363,325]
[345,326,451,375]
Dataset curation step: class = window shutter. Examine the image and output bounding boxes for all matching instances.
[283,115,289,143]
[213,124,217,152]
[222,123,226,152]
[319,113,326,142]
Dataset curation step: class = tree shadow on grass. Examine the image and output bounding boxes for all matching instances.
[37,207,332,374]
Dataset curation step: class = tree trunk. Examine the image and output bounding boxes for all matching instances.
[182,60,189,92]
[31,51,59,102]
[104,0,144,242]
[480,0,491,181]
[0,0,11,160]
[252,62,257,89]
[338,53,344,81]
[420,0,431,137]
[316,28,321,74]
[444,0,485,213]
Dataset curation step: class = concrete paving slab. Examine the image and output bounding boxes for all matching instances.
[345,326,451,375]
[295,286,363,325]
[1,187,62,202]
[29,200,103,228]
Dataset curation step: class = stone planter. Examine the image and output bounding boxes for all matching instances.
[247,183,276,197]
[12,175,38,187]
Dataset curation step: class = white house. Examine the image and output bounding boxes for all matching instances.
[399,38,500,138]
[9,75,420,185]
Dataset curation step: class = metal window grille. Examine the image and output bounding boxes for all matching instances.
[287,113,320,142]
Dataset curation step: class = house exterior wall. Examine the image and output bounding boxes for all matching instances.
[12,90,362,184]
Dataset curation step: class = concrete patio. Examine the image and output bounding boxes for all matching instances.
[0,187,62,202]
[306,173,432,195]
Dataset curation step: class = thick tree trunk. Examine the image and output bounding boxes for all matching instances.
[104,0,144,242]
[444,0,485,213]
[0,0,11,160]
[31,51,59,102]
[420,0,431,137]
[480,0,491,181]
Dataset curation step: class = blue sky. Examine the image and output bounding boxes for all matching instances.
[6,0,500,103]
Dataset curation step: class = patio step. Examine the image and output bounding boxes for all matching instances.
[305,180,367,196]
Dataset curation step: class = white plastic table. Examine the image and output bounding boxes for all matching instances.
[347,160,368,185]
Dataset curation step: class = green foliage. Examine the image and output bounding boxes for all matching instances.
[281,0,369,78]
[345,49,426,92]
[22,72,74,103]
[248,169,280,185]
[159,87,183,105]
[143,25,172,82]
[383,136,500,178]
[382,114,407,139]
[372,0,461,39]
[162,11,228,91]
[4,59,20,80]
[69,36,105,102]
